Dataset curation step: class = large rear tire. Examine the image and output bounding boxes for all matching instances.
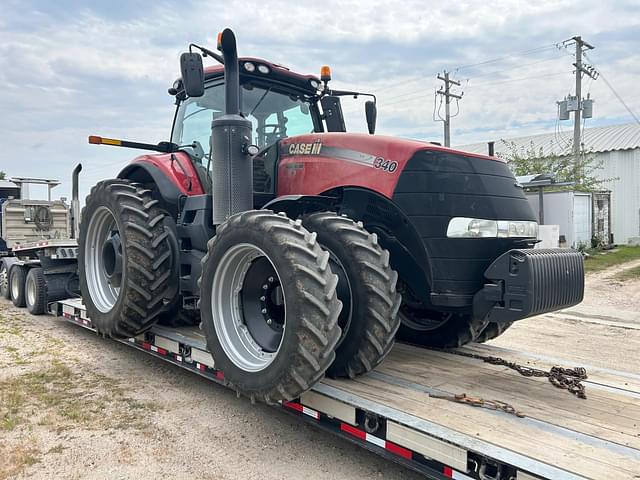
[302,212,401,378]
[475,321,513,343]
[25,267,48,315]
[9,265,27,308]
[199,210,342,403]
[396,307,489,349]
[78,180,175,338]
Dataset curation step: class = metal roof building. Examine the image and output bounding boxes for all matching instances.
[457,123,640,245]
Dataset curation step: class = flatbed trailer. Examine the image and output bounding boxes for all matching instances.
[48,298,640,480]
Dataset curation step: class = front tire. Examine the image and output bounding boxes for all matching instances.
[78,180,175,338]
[199,210,342,403]
[302,212,401,378]
[475,321,513,343]
[397,307,489,348]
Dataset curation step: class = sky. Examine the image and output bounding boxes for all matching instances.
[1,0,639,201]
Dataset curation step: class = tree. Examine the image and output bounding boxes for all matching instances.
[499,139,613,192]
[0,171,5,180]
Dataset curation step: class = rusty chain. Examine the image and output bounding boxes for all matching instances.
[429,392,526,418]
[442,349,588,399]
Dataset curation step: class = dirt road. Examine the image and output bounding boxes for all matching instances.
[1,262,638,480]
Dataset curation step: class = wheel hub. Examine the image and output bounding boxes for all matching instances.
[101,231,123,288]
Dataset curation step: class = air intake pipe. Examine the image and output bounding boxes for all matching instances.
[71,163,82,239]
[211,28,253,225]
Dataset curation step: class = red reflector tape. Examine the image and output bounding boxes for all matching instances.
[142,342,151,350]
[385,441,412,460]
[196,363,206,371]
[444,466,453,478]
[283,401,320,419]
[215,371,224,380]
[341,424,413,460]
[340,423,366,440]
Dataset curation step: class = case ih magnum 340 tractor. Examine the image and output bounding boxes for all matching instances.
[80,29,584,403]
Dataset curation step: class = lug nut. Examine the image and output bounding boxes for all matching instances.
[268,276,274,283]
[261,308,267,314]
[266,319,272,325]
[260,296,266,301]
[262,284,268,290]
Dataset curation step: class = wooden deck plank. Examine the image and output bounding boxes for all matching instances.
[379,346,640,449]
[324,375,640,480]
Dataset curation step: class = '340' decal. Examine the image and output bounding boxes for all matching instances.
[373,157,398,173]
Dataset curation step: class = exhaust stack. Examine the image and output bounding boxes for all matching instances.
[71,163,82,239]
[211,28,253,225]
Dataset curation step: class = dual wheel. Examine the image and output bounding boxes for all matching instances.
[77,180,401,403]
[3,264,49,315]
[199,210,402,403]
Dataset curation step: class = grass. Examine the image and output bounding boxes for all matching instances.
[0,444,41,480]
[583,246,640,272]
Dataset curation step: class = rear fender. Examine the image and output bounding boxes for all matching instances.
[118,162,184,219]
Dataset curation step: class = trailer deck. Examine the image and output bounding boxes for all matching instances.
[51,298,640,480]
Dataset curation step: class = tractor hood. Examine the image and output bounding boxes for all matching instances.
[277,132,502,199]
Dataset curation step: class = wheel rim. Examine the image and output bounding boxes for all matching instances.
[211,243,286,372]
[10,270,20,300]
[399,309,451,331]
[84,206,122,313]
[0,265,7,296]
[26,275,36,307]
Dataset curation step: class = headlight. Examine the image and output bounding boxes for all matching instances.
[447,218,538,238]
[244,62,256,72]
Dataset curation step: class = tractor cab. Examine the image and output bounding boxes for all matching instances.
[169,57,375,201]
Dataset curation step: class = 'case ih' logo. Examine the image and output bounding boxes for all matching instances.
[288,140,322,155]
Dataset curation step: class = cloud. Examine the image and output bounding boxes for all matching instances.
[0,0,639,201]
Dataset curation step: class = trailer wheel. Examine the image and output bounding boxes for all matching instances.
[25,267,47,315]
[475,321,513,343]
[396,308,489,348]
[78,179,175,338]
[0,262,11,300]
[302,212,401,378]
[9,265,27,308]
[199,210,342,403]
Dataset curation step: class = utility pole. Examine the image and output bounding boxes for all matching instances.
[569,36,595,156]
[436,71,463,147]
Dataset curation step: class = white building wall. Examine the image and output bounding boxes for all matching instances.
[593,149,640,244]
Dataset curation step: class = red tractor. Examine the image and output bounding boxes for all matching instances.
[80,29,584,403]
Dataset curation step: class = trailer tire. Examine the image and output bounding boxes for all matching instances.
[199,210,342,403]
[397,309,489,348]
[0,261,11,300]
[25,267,48,315]
[302,212,401,378]
[78,179,175,338]
[9,265,27,308]
[475,321,513,343]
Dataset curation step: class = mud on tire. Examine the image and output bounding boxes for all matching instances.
[78,179,175,338]
[302,212,401,378]
[198,210,342,403]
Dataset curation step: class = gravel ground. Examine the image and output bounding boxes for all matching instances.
[1,261,638,480]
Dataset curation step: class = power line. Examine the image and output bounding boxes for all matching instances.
[452,44,560,72]
[584,52,640,125]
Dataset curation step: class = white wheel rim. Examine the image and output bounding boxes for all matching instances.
[211,243,286,372]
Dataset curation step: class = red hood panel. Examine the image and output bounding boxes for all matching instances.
[278,133,437,198]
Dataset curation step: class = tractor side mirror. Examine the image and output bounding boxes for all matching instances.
[365,100,377,135]
[180,52,205,98]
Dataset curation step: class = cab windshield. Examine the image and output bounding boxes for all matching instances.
[172,81,316,157]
